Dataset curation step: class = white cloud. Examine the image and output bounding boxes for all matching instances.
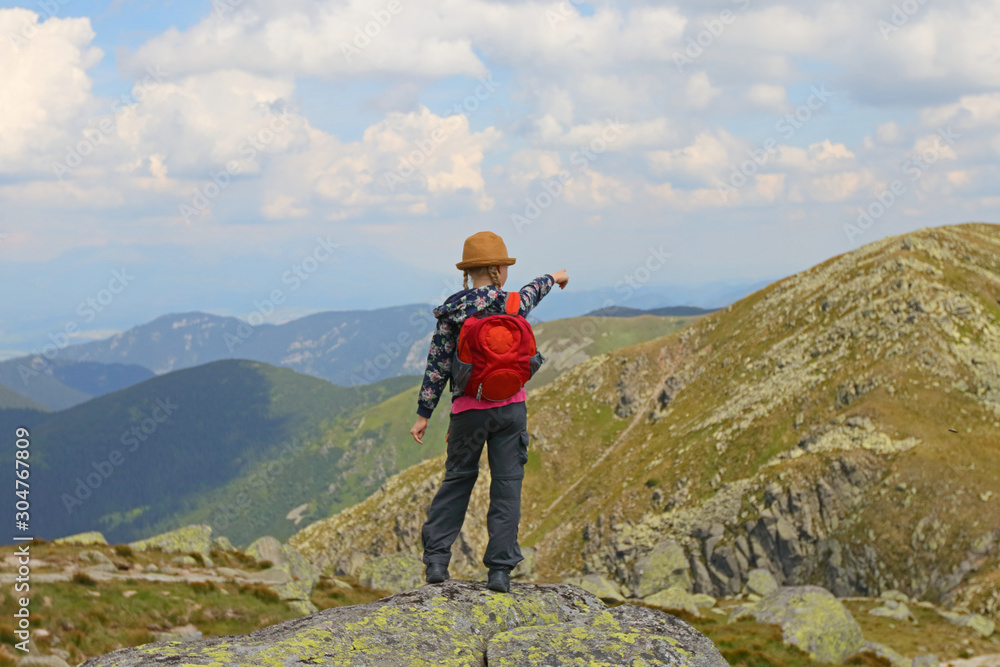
[113,70,302,176]
[648,130,739,183]
[804,170,868,202]
[876,121,902,143]
[746,84,787,112]
[257,105,502,218]
[4,0,1000,277]
[685,72,720,109]
[921,93,1000,130]
[122,0,688,81]
[0,10,103,172]
[262,195,309,219]
[809,140,855,162]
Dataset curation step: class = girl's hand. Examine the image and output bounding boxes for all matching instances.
[551,269,569,289]
[410,416,429,444]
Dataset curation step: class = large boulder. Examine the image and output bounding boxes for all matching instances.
[740,585,863,663]
[244,536,321,614]
[128,524,213,556]
[632,539,692,597]
[80,581,728,667]
[643,586,703,617]
[743,568,779,597]
[487,602,728,667]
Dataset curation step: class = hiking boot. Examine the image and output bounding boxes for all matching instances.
[426,562,449,584]
[487,568,511,593]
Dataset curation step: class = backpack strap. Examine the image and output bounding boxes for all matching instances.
[505,292,521,316]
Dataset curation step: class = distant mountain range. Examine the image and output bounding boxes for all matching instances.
[9,308,701,547]
[0,306,435,409]
[0,297,730,412]
[531,280,771,321]
[20,359,425,546]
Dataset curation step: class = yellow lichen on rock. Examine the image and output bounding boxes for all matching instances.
[81,581,728,667]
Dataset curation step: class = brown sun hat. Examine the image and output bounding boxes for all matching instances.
[455,231,517,270]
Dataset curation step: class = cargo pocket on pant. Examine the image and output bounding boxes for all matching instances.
[517,431,529,466]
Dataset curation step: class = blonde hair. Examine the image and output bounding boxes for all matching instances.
[463,265,502,290]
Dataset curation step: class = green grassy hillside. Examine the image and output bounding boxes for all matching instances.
[27,360,420,546]
[0,383,49,410]
[0,358,92,410]
[291,223,1000,629]
[528,314,704,388]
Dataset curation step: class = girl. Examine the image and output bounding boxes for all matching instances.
[409,230,568,593]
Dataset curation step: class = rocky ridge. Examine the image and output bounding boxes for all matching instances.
[79,580,729,667]
[290,223,1000,626]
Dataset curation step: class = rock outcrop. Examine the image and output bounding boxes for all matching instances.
[244,536,321,614]
[128,524,213,555]
[80,581,729,667]
[53,531,107,546]
[486,602,726,667]
[729,584,864,663]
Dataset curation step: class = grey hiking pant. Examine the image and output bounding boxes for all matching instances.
[421,401,529,572]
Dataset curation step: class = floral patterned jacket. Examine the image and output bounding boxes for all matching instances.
[416,274,556,418]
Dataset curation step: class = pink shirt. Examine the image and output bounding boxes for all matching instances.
[451,387,526,414]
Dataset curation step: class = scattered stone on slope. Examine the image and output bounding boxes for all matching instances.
[244,536,321,614]
[150,623,202,643]
[691,592,718,608]
[740,585,864,664]
[170,555,205,568]
[78,550,116,573]
[881,589,913,603]
[80,581,730,667]
[128,524,213,556]
[762,423,920,466]
[868,599,918,624]
[54,531,107,546]
[211,535,235,552]
[632,539,692,597]
[937,609,997,638]
[858,639,911,667]
[486,602,728,667]
[17,656,72,667]
[642,586,703,617]
[743,568,779,596]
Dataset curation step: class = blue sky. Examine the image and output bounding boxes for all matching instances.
[1,0,998,357]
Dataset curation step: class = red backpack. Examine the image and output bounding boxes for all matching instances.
[451,292,544,401]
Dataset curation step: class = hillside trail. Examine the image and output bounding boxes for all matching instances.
[528,337,693,536]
